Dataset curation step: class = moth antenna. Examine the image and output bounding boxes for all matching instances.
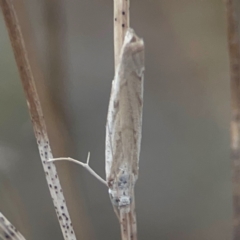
[48,153,107,186]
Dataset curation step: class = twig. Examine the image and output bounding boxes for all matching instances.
[119,196,137,240]
[225,0,240,239]
[113,1,137,240]
[0,1,77,239]
[12,1,93,238]
[48,153,107,186]
[113,0,129,68]
[0,212,26,240]
[42,0,94,237]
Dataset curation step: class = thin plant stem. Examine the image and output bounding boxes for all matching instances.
[113,1,137,239]
[0,212,26,240]
[225,0,240,239]
[114,0,129,68]
[0,1,77,239]
[13,2,93,238]
[42,0,94,238]
[48,153,107,186]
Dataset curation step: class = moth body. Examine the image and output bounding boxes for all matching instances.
[108,170,136,210]
[105,28,144,212]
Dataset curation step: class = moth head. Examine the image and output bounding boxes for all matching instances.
[108,173,134,210]
[109,189,131,208]
[121,28,145,77]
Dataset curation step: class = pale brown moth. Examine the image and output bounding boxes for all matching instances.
[48,28,144,213]
[106,28,144,212]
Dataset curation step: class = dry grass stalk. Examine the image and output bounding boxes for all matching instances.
[114,0,129,68]
[113,1,138,240]
[0,212,26,240]
[225,0,240,239]
[12,1,93,238]
[0,1,77,239]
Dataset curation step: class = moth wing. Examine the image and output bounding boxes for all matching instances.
[105,29,144,182]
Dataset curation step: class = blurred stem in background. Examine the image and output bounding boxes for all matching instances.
[6,1,93,239]
[225,0,240,239]
[42,1,94,239]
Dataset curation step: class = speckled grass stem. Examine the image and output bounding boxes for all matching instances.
[113,1,137,239]
[114,0,129,68]
[0,1,77,239]
[119,196,137,240]
[0,212,26,240]
[225,0,240,239]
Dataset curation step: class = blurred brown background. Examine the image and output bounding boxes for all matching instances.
[0,0,232,239]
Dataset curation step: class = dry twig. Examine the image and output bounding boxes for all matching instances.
[113,0,129,68]
[113,1,137,240]
[0,1,77,239]
[225,0,240,239]
[49,153,107,186]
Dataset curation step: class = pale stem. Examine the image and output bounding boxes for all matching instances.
[113,0,137,239]
[114,0,130,68]
[0,1,77,239]
[48,153,107,186]
[119,195,137,240]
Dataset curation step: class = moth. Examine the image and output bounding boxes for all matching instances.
[105,28,144,212]
[48,28,144,214]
